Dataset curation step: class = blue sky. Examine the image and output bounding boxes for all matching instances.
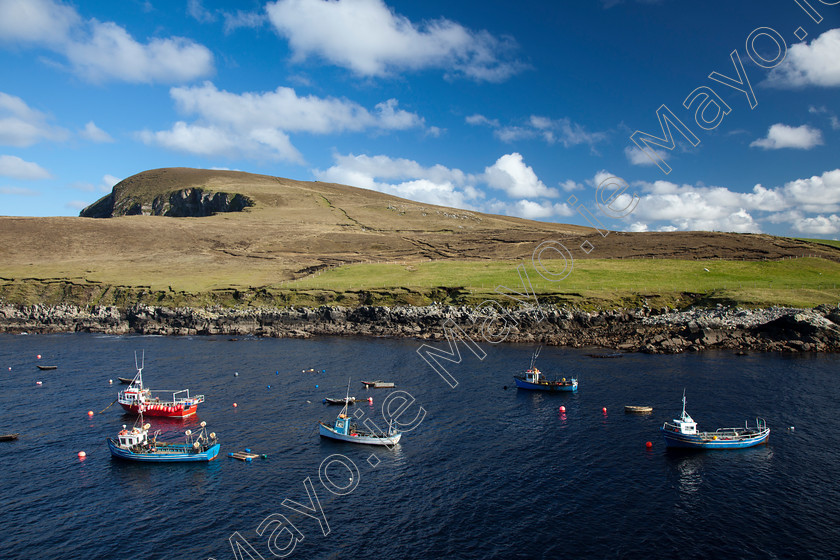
[0,0,838,237]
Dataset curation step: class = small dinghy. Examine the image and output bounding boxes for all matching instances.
[324,397,356,405]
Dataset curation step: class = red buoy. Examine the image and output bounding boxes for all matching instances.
[645,441,653,449]
[602,407,607,414]
[233,402,238,408]
[37,354,41,360]
[78,451,86,458]
[87,411,94,417]
[559,406,566,412]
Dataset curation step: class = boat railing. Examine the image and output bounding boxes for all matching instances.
[145,389,205,403]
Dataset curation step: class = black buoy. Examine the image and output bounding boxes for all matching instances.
[503,385,508,390]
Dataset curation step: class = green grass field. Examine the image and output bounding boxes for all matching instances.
[3,257,839,309]
[283,257,840,309]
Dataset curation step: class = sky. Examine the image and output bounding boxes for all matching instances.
[0,0,838,238]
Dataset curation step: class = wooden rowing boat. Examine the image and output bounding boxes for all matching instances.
[625,405,653,414]
[37,365,57,370]
[0,433,19,441]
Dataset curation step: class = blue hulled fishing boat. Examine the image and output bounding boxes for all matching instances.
[318,380,401,446]
[107,412,220,462]
[513,347,578,392]
[660,393,769,449]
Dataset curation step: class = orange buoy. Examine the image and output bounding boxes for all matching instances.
[87,411,94,417]
[78,451,86,458]
[233,402,238,408]
[645,441,653,449]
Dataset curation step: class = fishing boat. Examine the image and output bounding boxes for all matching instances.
[117,352,204,418]
[117,377,134,384]
[37,365,58,370]
[319,381,401,446]
[107,412,220,462]
[513,347,578,392]
[660,393,769,449]
[0,433,19,442]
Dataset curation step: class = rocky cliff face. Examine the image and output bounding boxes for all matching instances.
[2,303,839,354]
[80,187,254,218]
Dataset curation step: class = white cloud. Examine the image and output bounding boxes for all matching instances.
[0,91,68,147]
[750,123,823,150]
[170,82,423,134]
[222,10,266,33]
[79,121,113,143]
[484,153,558,198]
[139,121,304,164]
[315,152,572,222]
[0,0,214,84]
[465,114,499,127]
[793,214,840,235]
[781,169,840,213]
[469,112,606,149]
[143,82,424,162]
[625,145,670,166]
[0,155,51,179]
[0,0,78,45]
[265,0,524,81]
[71,173,121,193]
[559,179,583,192]
[628,222,648,232]
[623,169,840,233]
[766,28,840,88]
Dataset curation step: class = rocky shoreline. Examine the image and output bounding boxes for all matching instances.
[2,302,839,354]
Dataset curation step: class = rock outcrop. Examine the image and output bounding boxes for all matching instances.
[80,188,253,218]
[2,302,839,353]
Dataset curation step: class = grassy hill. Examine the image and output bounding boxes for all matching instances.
[1,167,839,309]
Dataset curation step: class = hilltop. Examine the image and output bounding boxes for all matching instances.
[1,167,839,309]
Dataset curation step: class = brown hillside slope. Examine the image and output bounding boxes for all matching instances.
[1,168,838,298]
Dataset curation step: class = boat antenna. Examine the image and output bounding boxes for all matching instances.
[341,377,352,416]
[530,346,542,370]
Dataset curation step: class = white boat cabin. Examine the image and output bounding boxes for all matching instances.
[117,424,150,448]
[524,368,543,383]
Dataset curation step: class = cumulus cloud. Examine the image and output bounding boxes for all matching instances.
[315,152,571,221]
[618,169,840,234]
[793,214,840,235]
[141,82,425,162]
[0,91,68,147]
[265,0,524,81]
[766,28,840,88]
[750,123,823,150]
[0,0,213,83]
[0,155,51,179]
[483,153,558,198]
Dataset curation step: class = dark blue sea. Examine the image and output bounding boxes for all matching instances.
[1,333,838,560]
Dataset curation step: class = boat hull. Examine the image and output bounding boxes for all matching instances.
[107,439,220,462]
[660,428,770,449]
[318,422,401,446]
[513,377,578,392]
[119,402,199,418]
